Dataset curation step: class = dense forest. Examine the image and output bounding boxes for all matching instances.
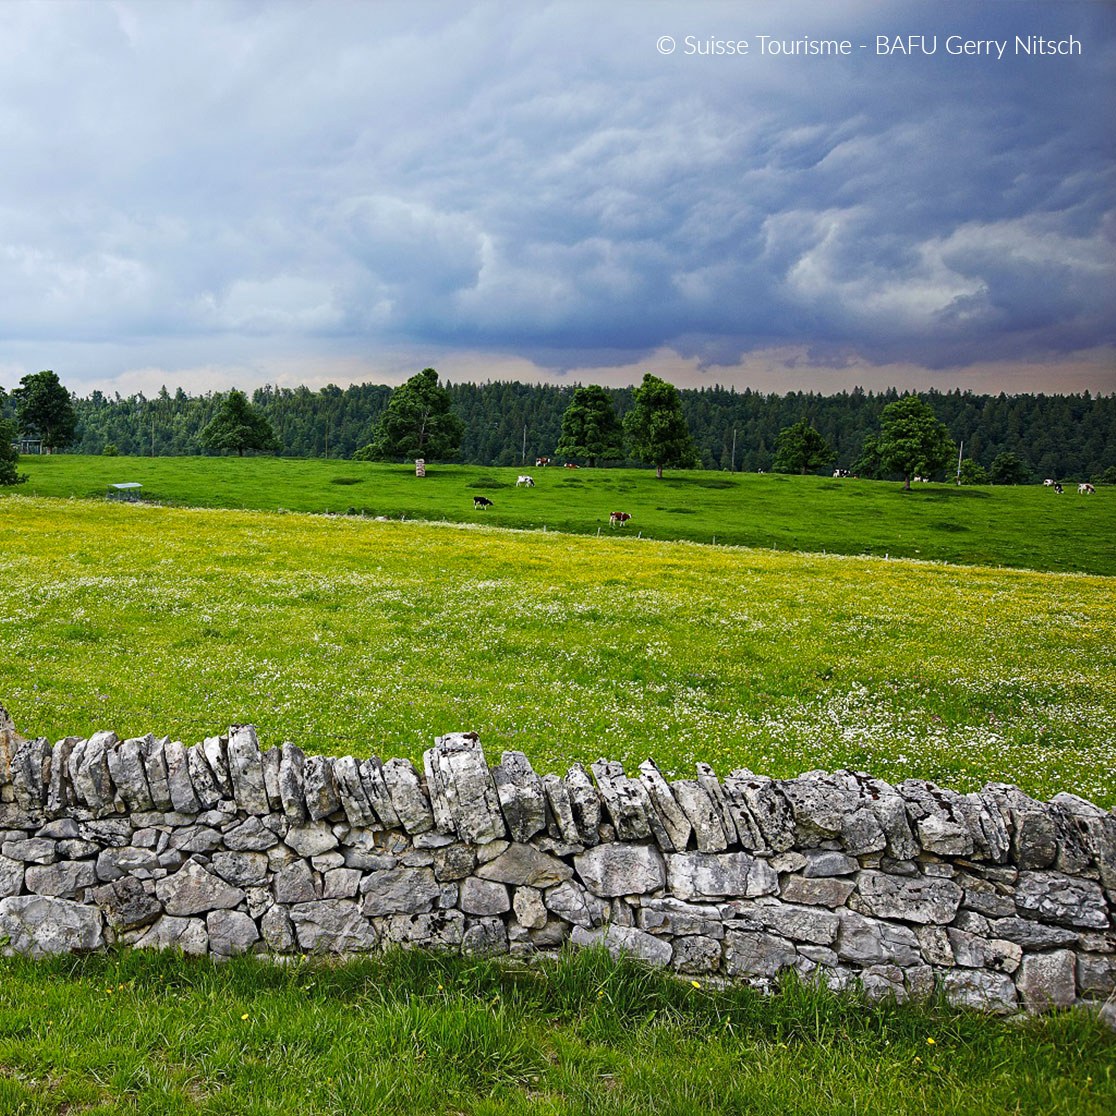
[5,379,1115,481]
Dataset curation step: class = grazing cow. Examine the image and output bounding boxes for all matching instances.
[564,462,579,469]
[1079,483,1095,495]
[535,457,550,467]
[473,496,494,510]
[609,511,632,527]
[516,475,535,487]
[1044,479,1055,487]
[1053,483,1063,494]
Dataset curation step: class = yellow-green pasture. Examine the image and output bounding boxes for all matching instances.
[3,496,1113,805]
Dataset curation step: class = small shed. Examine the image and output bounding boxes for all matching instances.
[107,482,143,501]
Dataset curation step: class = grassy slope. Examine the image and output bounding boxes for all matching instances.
[11,453,1116,575]
[0,950,1112,1116]
[2,496,1113,805]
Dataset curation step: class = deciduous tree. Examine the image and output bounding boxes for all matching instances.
[554,385,623,466]
[622,374,696,479]
[772,420,837,475]
[12,370,77,452]
[877,397,955,490]
[0,419,28,486]
[199,389,280,457]
[353,368,462,463]
[988,451,1028,486]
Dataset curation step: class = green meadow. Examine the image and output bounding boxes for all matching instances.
[13,453,1116,574]
[2,463,1114,1115]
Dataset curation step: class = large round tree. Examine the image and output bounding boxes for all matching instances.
[354,368,462,462]
[13,369,77,452]
[555,384,623,466]
[877,396,955,490]
[772,420,837,475]
[199,389,280,457]
[622,374,697,478]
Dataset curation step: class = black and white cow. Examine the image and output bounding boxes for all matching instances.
[516,475,535,487]
[473,496,494,510]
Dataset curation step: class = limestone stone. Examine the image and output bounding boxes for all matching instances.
[377,909,464,948]
[850,870,962,924]
[163,740,202,814]
[859,964,908,1003]
[322,867,362,899]
[959,793,1011,864]
[169,825,222,854]
[226,725,270,815]
[666,851,777,902]
[575,843,665,897]
[591,760,651,841]
[477,842,573,888]
[361,867,440,916]
[285,821,339,857]
[92,876,162,931]
[544,879,607,928]
[672,780,730,852]
[211,851,269,888]
[106,737,154,812]
[0,854,23,898]
[959,874,1015,918]
[70,733,117,810]
[512,885,548,929]
[639,898,724,939]
[134,914,208,955]
[10,737,51,810]
[1014,870,1109,929]
[207,909,260,956]
[382,758,433,834]
[1,837,55,864]
[724,929,796,977]
[753,902,840,946]
[199,735,232,797]
[1016,949,1076,1011]
[778,874,856,909]
[37,818,79,840]
[329,755,375,828]
[0,895,104,956]
[463,916,509,955]
[572,923,672,967]
[836,911,920,967]
[863,780,919,860]
[492,751,547,843]
[671,934,722,974]
[224,816,279,852]
[185,743,222,809]
[915,925,955,967]
[725,771,794,853]
[433,843,476,881]
[260,904,297,951]
[25,860,97,898]
[261,746,283,812]
[564,764,601,846]
[278,742,308,824]
[95,845,160,882]
[290,899,377,952]
[303,756,341,821]
[1077,952,1116,998]
[946,929,1021,973]
[155,860,245,916]
[720,772,769,853]
[542,773,580,844]
[633,762,691,853]
[803,850,857,877]
[273,860,320,904]
[47,737,78,811]
[456,877,508,916]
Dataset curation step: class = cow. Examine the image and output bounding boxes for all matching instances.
[1044,479,1055,487]
[535,457,550,467]
[473,496,493,510]
[516,475,535,487]
[1053,483,1064,494]
[564,462,579,469]
[1079,483,1096,495]
[609,511,631,527]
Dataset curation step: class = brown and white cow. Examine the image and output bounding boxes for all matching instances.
[609,511,631,527]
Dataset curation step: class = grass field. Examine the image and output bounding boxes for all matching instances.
[2,495,1113,805]
[11,453,1116,575]
[1,948,1112,1116]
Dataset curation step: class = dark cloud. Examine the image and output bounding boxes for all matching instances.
[0,0,1112,396]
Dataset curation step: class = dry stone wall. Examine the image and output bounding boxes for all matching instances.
[1,707,1113,1015]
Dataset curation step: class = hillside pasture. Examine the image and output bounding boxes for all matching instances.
[10,453,1116,575]
[2,496,1113,806]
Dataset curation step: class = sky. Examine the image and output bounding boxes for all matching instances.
[0,0,1113,399]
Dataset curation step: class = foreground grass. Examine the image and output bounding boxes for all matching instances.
[0,949,1111,1116]
[11,454,1116,575]
[2,497,1114,804]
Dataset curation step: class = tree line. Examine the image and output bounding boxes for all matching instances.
[3,371,1114,482]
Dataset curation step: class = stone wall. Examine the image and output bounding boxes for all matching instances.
[1,708,1113,1014]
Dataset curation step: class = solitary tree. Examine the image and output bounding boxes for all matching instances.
[12,370,77,452]
[876,396,955,490]
[988,451,1028,486]
[353,368,462,462]
[622,374,696,479]
[554,385,623,466]
[199,389,280,457]
[772,420,837,475]
[0,419,28,486]
[958,459,989,485]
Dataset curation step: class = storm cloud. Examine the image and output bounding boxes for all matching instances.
[0,0,1112,396]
